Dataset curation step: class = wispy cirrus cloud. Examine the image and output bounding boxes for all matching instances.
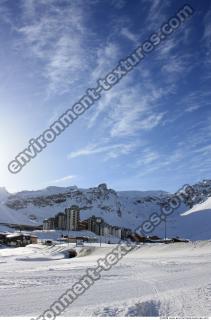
[48,175,76,185]
[203,8,211,70]
[132,147,185,178]
[87,73,168,138]
[107,83,167,138]
[91,42,120,81]
[120,27,139,44]
[142,0,171,30]
[203,9,211,44]
[134,148,160,166]
[68,140,138,160]
[15,0,93,94]
[185,92,211,113]
[110,107,166,138]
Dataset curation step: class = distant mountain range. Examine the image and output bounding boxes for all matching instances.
[0,181,211,240]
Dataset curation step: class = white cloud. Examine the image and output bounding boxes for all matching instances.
[110,0,126,10]
[120,27,138,44]
[134,147,185,178]
[135,148,160,166]
[49,175,76,184]
[185,105,201,113]
[181,90,211,113]
[203,9,211,67]
[91,42,120,81]
[68,141,138,160]
[87,64,169,137]
[110,110,165,137]
[203,9,211,42]
[108,85,166,137]
[162,55,185,74]
[194,144,211,156]
[158,38,176,58]
[143,0,170,30]
[16,1,92,94]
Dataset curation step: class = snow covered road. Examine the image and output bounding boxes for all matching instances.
[0,242,211,317]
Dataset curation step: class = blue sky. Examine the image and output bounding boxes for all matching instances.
[0,0,211,193]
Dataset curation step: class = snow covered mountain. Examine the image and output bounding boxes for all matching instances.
[0,181,211,240]
[0,187,9,202]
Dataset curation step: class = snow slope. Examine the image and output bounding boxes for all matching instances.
[0,187,9,202]
[0,241,210,317]
[183,196,211,216]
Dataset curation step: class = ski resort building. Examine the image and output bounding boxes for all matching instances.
[43,217,55,230]
[0,233,38,247]
[65,206,80,231]
[55,212,66,230]
[43,206,80,231]
[42,209,132,240]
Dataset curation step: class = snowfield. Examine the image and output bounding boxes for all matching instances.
[0,241,211,317]
[183,196,211,216]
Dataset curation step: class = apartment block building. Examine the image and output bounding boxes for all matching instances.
[56,212,66,230]
[65,206,80,231]
[43,206,80,231]
[43,217,55,230]
[43,209,132,241]
[86,215,101,235]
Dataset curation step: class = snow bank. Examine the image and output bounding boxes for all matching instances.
[183,197,211,216]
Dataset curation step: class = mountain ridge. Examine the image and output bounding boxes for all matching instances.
[0,181,211,240]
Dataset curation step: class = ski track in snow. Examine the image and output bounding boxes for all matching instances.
[0,241,211,317]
